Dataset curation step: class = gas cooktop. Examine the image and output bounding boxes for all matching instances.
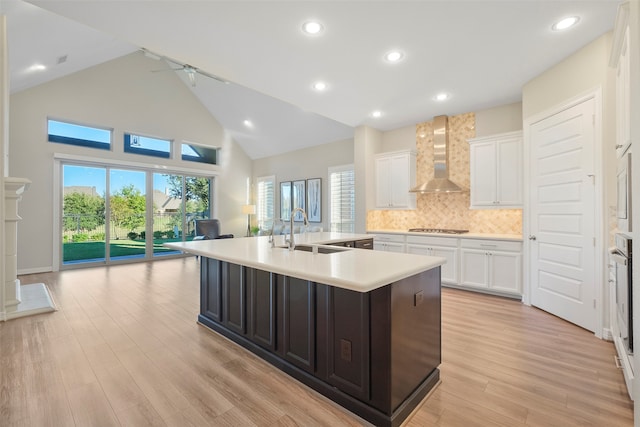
[408,228,469,234]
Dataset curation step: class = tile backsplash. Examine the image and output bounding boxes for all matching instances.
[367,111,523,235]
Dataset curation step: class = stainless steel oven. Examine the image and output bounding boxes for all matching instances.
[617,152,632,232]
[613,232,633,354]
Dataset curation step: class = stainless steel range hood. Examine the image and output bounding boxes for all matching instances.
[410,115,462,193]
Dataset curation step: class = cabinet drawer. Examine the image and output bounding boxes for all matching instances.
[406,235,458,247]
[460,239,522,252]
[372,233,405,243]
[355,239,374,249]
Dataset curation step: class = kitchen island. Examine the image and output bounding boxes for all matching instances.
[165,232,445,427]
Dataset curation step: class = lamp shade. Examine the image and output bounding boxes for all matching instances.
[242,204,256,215]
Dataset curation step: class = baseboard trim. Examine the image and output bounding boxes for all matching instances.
[18,266,53,275]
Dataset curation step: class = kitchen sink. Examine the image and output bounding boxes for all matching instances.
[276,244,349,254]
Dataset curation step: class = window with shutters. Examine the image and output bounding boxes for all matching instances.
[328,165,355,232]
[256,175,275,230]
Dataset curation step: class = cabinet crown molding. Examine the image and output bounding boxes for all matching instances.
[374,149,416,157]
[467,130,523,145]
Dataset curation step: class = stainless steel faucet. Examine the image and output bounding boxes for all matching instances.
[287,208,308,251]
[269,219,283,248]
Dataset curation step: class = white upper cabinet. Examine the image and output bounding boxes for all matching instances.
[375,150,416,209]
[611,4,631,158]
[467,131,523,209]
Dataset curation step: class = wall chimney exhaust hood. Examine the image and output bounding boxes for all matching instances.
[410,115,462,193]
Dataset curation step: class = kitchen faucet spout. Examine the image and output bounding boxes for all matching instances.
[288,208,308,251]
[269,219,283,248]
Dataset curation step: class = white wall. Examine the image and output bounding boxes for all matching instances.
[252,138,353,231]
[1,17,8,317]
[354,125,382,232]
[522,32,616,336]
[379,103,524,155]
[381,125,415,152]
[9,52,251,272]
[474,102,523,137]
[523,33,615,121]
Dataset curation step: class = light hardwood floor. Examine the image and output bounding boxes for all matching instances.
[1,257,633,426]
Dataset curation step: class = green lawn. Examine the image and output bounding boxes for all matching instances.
[63,238,185,262]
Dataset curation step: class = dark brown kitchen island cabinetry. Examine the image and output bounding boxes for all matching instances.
[277,276,316,372]
[329,238,374,249]
[247,268,276,351]
[198,257,441,427]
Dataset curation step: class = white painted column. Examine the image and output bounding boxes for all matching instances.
[3,178,30,313]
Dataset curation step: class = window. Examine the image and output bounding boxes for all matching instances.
[48,119,112,150]
[124,133,171,158]
[328,165,355,232]
[60,160,214,267]
[256,175,275,230]
[181,142,218,165]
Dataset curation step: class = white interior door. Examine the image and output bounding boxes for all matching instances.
[529,98,596,332]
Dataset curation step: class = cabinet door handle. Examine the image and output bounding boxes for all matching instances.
[528,235,537,241]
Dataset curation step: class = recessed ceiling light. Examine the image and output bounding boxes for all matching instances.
[27,64,46,72]
[312,81,327,91]
[384,50,404,63]
[243,119,254,128]
[434,93,449,101]
[552,16,580,31]
[371,110,383,118]
[302,21,324,35]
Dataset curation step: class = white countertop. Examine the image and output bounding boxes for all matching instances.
[367,229,523,241]
[165,232,445,293]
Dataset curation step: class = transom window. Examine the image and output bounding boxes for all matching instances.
[124,133,171,158]
[48,119,112,150]
[181,142,218,165]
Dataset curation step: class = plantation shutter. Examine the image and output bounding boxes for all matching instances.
[328,165,355,232]
[256,175,275,229]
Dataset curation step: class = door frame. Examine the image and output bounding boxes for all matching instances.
[52,152,218,271]
[522,87,606,339]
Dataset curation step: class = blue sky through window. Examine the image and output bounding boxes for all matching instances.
[63,165,170,196]
[49,120,111,143]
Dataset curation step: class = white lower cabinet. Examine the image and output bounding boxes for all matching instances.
[460,239,522,296]
[371,233,406,253]
[370,231,523,297]
[406,236,458,285]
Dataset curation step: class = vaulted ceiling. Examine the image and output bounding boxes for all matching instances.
[4,1,619,159]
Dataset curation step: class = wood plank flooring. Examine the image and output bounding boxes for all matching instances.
[1,257,633,426]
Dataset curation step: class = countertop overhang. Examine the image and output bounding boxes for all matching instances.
[165,232,445,292]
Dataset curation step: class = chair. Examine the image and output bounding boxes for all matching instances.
[194,219,234,240]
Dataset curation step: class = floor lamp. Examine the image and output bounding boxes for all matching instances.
[242,204,256,237]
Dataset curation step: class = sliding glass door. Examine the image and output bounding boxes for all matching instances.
[184,176,211,238]
[109,169,146,261]
[62,165,107,264]
[153,173,183,257]
[61,163,213,267]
